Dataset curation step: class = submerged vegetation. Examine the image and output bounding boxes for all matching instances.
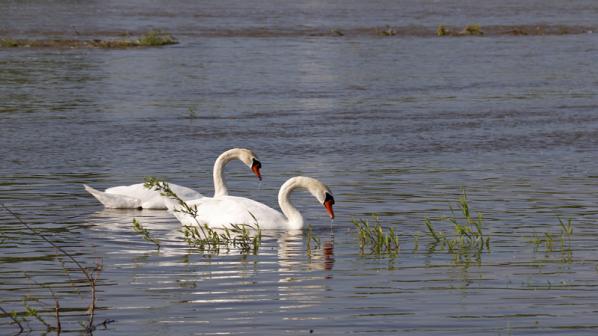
[352,215,400,256]
[529,217,574,262]
[143,176,262,255]
[0,30,177,48]
[423,190,490,263]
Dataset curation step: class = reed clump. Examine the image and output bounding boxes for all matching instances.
[461,24,483,35]
[423,190,490,262]
[529,217,573,262]
[144,177,262,255]
[352,214,400,256]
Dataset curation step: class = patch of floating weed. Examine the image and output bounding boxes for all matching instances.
[436,24,484,37]
[461,24,483,36]
[0,30,177,48]
[132,218,161,250]
[0,38,19,47]
[436,25,449,36]
[144,177,262,255]
[136,30,177,46]
[423,190,490,264]
[378,25,396,36]
[352,214,400,256]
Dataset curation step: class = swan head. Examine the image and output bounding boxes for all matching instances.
[300,177,335,220]
[237,148,262,181]
[323,192,335,220]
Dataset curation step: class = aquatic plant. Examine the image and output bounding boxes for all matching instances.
[352,214,400,256]
[378,25,396,36]
[0,30,177,49]
[132,218,161,250]
[436,25,448,36]
[0,38,19,47]
[144,177,262,255]
[182,221,262,255]
[1,203,102,334]
[461,24,483,36]
[137,30,177,46]
[423,190,490,263]
[529,217,574,262]
[186,106,198,119]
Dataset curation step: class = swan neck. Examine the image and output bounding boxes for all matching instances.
[278,179,304,229]
[213,149,239,197]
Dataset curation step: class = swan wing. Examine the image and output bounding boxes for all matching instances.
[84,184,143,209]
[177,196,286,229]
[87,183,204,210]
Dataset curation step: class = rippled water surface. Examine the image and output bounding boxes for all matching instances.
[2,1,598,335]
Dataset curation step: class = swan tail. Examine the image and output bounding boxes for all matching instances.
[84,184,143,209]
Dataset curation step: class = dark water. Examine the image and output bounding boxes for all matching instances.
[2,1,598,335]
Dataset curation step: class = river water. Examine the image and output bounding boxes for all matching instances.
[2,1,598,335]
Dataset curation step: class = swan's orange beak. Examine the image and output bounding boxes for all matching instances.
[251,159,262,181]
[324,193,335,219]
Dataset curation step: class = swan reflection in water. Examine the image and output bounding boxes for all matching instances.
[85,209,336,324]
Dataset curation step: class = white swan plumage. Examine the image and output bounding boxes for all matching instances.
[167,176,335,230]
[84,148,262,209]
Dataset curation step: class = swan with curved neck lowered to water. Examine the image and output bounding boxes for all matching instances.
[84,148,262,209]
[167,176,335,230]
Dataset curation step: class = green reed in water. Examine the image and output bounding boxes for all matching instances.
[132,218,161,250]
[352,214,400,256]
[529,217,574,262]
[423,190,490,263]
[144,177,262,255]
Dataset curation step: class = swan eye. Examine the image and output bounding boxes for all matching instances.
[324,192,335,205]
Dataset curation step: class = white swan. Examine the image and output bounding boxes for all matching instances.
[167,176,335,230]
[84,148,262,209]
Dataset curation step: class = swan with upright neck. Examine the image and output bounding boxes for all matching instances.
[167,176,335,230]
[84,148,262,209]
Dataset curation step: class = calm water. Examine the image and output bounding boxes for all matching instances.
[2,1,598,335]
